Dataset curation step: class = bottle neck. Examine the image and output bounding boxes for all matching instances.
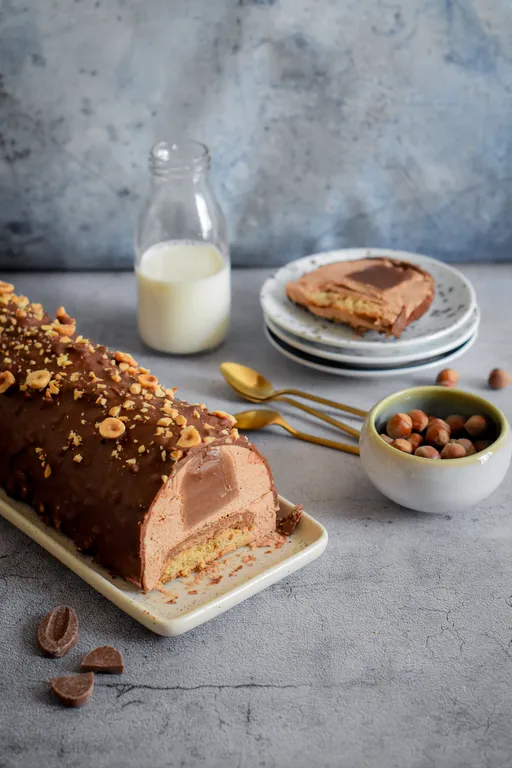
[149,140,211,182]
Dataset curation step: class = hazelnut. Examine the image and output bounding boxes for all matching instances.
[56,306,74,325]
[212,410,237,426]
[441,442,466,459]
[115,350,138,368]
[386,413,413,439]
[26,370,52,390]
[0,370,15,394]
[456,438,476,456]
[474,439,492,453]
[54,321,76,336]
[464,415,488,438]
[138,373,159,391]
[407,409,428,433]
[130,383,142,395]
[414,446,440,459]
[98,417,126,440]
[425,425,450,447]
[391,438,413,454]
[489,368,511,390]
[436,368,459,387]
[380,434,393,445]
[428,417,451,433]
[445,414,466,435]
[176,425,202,448]
[0,281,14,294]
[408,433,424,451]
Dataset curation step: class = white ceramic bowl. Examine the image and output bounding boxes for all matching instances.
[359,386,511,513]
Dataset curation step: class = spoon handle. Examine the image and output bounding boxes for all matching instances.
[279,389,367,418]
[278,421,360,455]
[276,395,360,438]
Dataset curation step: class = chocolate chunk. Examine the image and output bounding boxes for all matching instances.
[50,672,94,708]
[276,503,303,535]
[37,605,79,658]
[81,645,124,674]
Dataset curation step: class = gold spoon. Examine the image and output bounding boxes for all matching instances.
[229,383,360,439]
[234,409,360,456]
[221,362,367,418]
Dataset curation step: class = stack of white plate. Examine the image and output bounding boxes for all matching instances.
[260,249,479,378]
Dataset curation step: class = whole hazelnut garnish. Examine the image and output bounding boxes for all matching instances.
[425,425,451,447]
[464,415,488,438]
[0,370,15,394]
[445,414,466,435]
[98,417,126,440]
[456,438,476,456]
[386,413,413,439]
[408,433,424,451]
[488,368,511,390]
[414,446,440,459]
[436,368,459,387]
[441,442,466,459]
[391,438,413,454]
[407,409,428,433]
[474,439,492,453]
[380,434,394,445]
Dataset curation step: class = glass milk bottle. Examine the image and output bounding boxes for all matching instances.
[134,141,230,354]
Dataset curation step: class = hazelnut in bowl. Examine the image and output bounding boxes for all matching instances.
[359,386,511,513]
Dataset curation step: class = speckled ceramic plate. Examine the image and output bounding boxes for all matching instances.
[264,323,477,378]
[264,306,480,367]
[261,248,476,352]
[0,490,327,637]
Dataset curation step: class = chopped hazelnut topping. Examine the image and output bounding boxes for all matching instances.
[138,445,146,454]
[26,369,51,390]
[170,449,183,461]
[193,410,200,419]
[109,406,121,418]
[138,373,159,391]
[74,389,84,400]
[44,464,52,479]
[0,281,15,295]
[69,372,80,382]
[73,454,83,464]
[203,436,216,444]
[204,423,215,431]
[99,417,126,440]
[123,400,136,410]
[115,350,138,367]
[126,458,136,465]
[15,308,26,319]
[177,425,201,448]
[175,415,187,427]
[154,386,166,398]
[111,373,121,383]
[157,417,172,427]
[48,380,60,396]
[56,306,74,325]
[161,474,169,484]
[161,450,166,461]
[212,410,237,426]
[130,382,142,395]
[165,388,175,400]
[0,370,15,394]
[139,366,150,374]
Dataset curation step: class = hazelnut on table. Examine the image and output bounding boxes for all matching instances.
[436,368,459,387]
[488,368,511,390]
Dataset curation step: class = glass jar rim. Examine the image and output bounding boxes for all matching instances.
[149,140,210,177]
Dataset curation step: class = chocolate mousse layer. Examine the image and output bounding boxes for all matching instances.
[0,283,281,590]
[286,257,435,337]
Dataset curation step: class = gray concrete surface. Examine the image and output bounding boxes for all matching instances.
[0,266,511,768]
[2,0,512,268]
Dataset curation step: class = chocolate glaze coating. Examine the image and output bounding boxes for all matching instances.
[0,288,281,587]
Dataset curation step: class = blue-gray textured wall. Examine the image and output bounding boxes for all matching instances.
[0,0,511,269]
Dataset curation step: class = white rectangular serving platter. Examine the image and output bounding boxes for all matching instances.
[0,490,327,636]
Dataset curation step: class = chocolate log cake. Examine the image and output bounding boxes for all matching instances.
[0,282,288,590]
[286,257,435,338]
